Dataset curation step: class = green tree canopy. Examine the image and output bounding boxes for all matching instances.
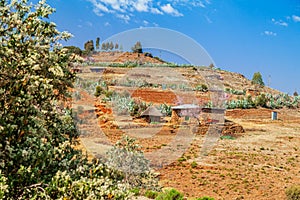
[64,45,83,55]
[0,0,131,198]
[84,40,94,53]
[96,37,100,50]
[252,72,265,86]
[131,41,143,53]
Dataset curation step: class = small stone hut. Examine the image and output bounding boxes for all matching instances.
[171,104,201,123]
[140,106,163,123]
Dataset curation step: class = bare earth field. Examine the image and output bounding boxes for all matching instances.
[158,108,300,200]
[74,67,300,200]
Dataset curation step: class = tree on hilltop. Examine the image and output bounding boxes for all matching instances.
[84,40,94,54]
[131,41,143,53]
[96,37,100,50]
[252,72,265,86]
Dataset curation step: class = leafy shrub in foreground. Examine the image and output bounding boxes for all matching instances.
[106,136,160,190]
[197,197,215,200]
[286,185,300,200]
[145,190,159,199]
[155,188,184,200]
[0,1,131,199]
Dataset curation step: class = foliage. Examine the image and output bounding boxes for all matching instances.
[95,37,100,50]
[225,88,245,95]
[195,84,208,92]
[220,135,236,140]
[94,85,104,97]
[197,197,215,200]
[64,45,82,55]
[110,94,151,117]
[254,93,267,107]
[75,77,107,95]
[130,188,140,196]
[144,52,153,58]
[251,72,265,86]
[286,185,300,200]
[132,41,143,53]
[191,161,198,168]
[159,103,172,117]
[155,188,184,200]
[106,136,159,190]
[0,1,131,199]
[0,170,8,199]
[145,190,159,199]
[226,92,300,109]
[84,40,94,54]
[293,91,299,97]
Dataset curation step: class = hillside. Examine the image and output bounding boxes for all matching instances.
[90,51,164,64]
[81,51,282,99]
[73,52,300,199]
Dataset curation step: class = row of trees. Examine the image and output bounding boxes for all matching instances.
[82,40,143,55]
[83,39,123,54]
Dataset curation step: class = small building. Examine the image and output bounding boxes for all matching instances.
[171,104,201,117]
[171,104,225,124]
[140,106,163,123]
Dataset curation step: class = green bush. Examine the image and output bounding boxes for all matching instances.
[159,103,172,117]
[195,84,208,92]
[255,94,268,108]
[156,189,184,200]
[0,1,132,199]
[252,72,265,86]
[0,170,8,199]
[197,197,215,200]
[191,161,198,168]
[286,185,300,200]
[94,85,104,97]
[106,136,159,190]
[145,190,159,199]
[130,188,140,196]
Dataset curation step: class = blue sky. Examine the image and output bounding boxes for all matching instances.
[46,0,300,94]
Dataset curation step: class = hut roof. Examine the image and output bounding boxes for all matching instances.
[141,106,163,117]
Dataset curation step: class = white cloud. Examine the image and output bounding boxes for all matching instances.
[153,22,159,27]
[88,0,111,16]
[143,20,149,25]
[271,18,288,27]
[263,31,277,36]
[116,14,131,23]
[161,3,183,16]
[150,7,163,15]
[86,0,209,22]
[170,0,210,8]
[134,0,150,12]
[104,22,110,26]
[292,15,300,22]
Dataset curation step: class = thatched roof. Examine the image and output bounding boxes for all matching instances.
[141,106,163,117]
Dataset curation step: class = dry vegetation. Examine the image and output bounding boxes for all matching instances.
[73,53,300,199]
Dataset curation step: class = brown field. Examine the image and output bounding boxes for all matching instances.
[74,66,300,200]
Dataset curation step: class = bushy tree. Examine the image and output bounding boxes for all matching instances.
[106,136,160,190]
[115,43,119,50]
[96,37,100,50]
[84,40,94,53]
[0,0,130,199]
[64,45,82,55]
[132,41,143,53]
[252,72,265,86]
